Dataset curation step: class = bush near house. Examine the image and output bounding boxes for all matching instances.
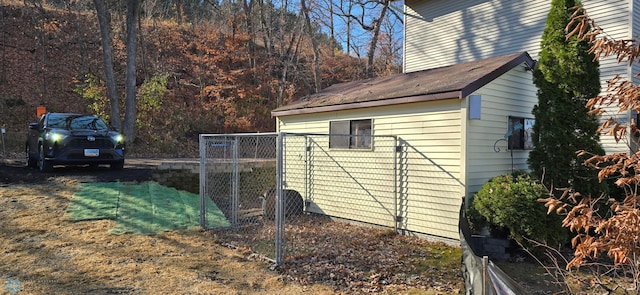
[467,172,568,249]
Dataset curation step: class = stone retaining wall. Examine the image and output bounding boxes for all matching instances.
[152,159,277,195]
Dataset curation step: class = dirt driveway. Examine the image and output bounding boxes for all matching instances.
[0,159,462,295]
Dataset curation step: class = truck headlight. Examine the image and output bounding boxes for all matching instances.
[46,132,65,143]
[112,134,124,143]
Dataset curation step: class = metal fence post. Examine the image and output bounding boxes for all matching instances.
[305,135,309,210]
[275,132,285,265]
[199,134,207,227]
[231,136,239,226]
[393,136,398,233]
[482,256,489,295]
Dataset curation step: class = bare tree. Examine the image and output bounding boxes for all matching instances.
[0,0,6,85]
[257,0,274,55]
[375,7,402,74]
[93,0,121,129]
[242,0,258,84]
[363,0,389,78]
[334,0,401,78]
[311,0,337,56]
[300,0,321,92]
[337,0,354,56]
[276,14,304,107]
[123,0,139,145]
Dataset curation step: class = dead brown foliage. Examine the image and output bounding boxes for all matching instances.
[0,1,379,157]
[214,215,464,294]
[536,6,640,291]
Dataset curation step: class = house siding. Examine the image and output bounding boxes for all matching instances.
[404,0,632,73]
[464,64,538,196]
[588,0,635,153]
[277,99,465,240]
[404,0,550,72]
[633,1,640,86]
[404,0,636,154]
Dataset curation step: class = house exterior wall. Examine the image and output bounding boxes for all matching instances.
[634,1,640,86]
[404,0,549,72]
[404,0,637,154]
[404,0,633,73]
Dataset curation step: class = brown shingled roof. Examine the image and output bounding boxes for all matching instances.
[272,51,535,117]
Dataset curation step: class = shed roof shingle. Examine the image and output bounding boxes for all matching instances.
[272,51,535,117]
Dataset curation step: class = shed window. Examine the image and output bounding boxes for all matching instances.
[329,119,372,149]
[508,116,534,150]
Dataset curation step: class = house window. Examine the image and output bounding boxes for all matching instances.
[329,119,372,149]
[508,116,534,150]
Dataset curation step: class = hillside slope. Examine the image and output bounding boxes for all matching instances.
[0,2,369,157]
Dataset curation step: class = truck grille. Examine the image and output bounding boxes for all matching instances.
[68,138,113,148]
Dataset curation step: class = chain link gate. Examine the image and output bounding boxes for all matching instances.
[198,133,278,225]
[200,133,398,265]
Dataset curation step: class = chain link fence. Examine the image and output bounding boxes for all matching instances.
[199,133,398,264]
[198,133,277,226]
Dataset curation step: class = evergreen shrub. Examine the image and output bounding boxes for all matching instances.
[468,171,568,248]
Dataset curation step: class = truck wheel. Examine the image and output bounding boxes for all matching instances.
[38,145,53,172]
[25,145,37,168]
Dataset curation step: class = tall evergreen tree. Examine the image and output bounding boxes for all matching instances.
[528,0,604,196]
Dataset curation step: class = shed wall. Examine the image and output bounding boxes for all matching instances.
[464,64,537,197]
[277,99,465,240]
[286,135,398,228]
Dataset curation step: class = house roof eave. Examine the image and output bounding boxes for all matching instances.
[272,51,536,118]
[460,52,536,98]
[271,91,462,117]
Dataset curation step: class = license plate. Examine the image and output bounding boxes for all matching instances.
[84,149,100,157]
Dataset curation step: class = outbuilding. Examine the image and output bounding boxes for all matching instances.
[271,51,537,240]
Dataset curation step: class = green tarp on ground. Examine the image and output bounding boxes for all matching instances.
[66,181,229,235]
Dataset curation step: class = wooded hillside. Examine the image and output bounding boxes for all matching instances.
[0,0,401,157]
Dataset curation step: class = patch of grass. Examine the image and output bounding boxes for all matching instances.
[399,241,462,285]
[417,243,462,270]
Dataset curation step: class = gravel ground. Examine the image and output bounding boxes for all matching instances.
[0,158,155,184]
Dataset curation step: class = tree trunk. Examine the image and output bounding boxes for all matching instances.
[123,0,138,145]
[329,0,335,57]
[1,0,6,85]
[93,0,121,129]
[344,0,352,55]
[138,9,148,81]
[365,0,389,78]
[300,0,321,92]
[276,16,303,107]
[175,0,185,25]
[258,0,273,55]
[243,0,258,84]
